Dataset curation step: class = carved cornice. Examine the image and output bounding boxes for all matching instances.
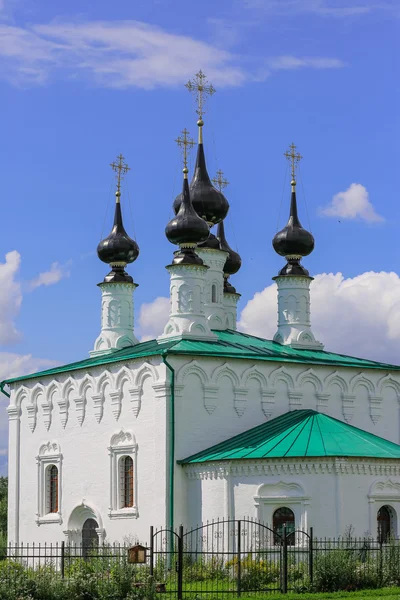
[183,458,400,479]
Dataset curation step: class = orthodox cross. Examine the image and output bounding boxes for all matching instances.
[110,154,130,193]
[175,128,195,172]
[185,70,216,119]
[212,169,229,192]
[284,143,302,181]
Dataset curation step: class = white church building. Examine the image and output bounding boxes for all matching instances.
[2,73,400,548]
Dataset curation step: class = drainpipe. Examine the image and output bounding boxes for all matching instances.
[0,381,10,398]
[161,352,175,535]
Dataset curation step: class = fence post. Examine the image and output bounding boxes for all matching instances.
[379,539,383,588]
[149,526,154,578]
[237,520,241,597]
[177,525,183,600]
[282,525,288,594]
[309,527,313,588]
[61,541,65,579]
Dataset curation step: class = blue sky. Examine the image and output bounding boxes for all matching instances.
[0,0,398,471]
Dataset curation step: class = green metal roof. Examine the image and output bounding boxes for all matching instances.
[3,329,400,386]
[179,409,400,463]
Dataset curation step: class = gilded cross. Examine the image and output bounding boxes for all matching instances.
[185,70,216,119]
[110,154,130,193]
[175,128,195,171]
[212,169,229,192]
[284,143,303,181]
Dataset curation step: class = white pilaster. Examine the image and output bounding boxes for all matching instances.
[273,275,323,350]
[196,248,228,330]
[91,281,138,356]
[159,263,216,340]
[7,403,20,545]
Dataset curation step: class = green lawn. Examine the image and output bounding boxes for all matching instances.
[238,589,400,600]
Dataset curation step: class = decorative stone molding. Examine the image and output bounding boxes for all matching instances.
[7,405,20,421]
[184,458,400,480]
[110,430,134,447]
[211,363,240,388]
[241,365,268,389]
[108,430,138,519]
[92,393,105,423]
[26,404,37,432]
[261,390,276,419]
[74,396,86,426]
[342,394,356,423]
[233,387,248,417]
[369,395,383,424]
[129,387,141,417]
[269,366,294,390]
[377,374,400,398]
[203,384,218,414]
[36,441,62,526]
[152,382,171,401]
[288,389,303,410]
[110,391,122,421]
[324,371,348,394]
[316,392,330,413]
[177,360,209,387]
[296,368,323,392]
[350,373,376,396]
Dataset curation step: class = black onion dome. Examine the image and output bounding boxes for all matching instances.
[198,231,221,249]
[97,192,139,265]
[217,220,242,276]
[166,177,209,246]
[173,142,229,225]
[272,185,314,258]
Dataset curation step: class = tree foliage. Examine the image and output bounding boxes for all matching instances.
[0,477,7,534]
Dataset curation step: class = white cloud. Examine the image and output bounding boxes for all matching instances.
[239,271,400,364]
[0,449,7,456]
[0,19,345,88]
[321,183,384,223]
[269,56,345,69]
[242,0,391,18]
[137,296,170,341]
[0,251,22,345]
[28,261,70,291]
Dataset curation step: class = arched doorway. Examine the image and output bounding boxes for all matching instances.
[377,506,392,543]
[82,518,99,557]
[273,507,295,545]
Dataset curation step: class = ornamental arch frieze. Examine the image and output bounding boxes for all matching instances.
[350,373,382,425]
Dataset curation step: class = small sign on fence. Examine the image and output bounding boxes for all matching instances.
[127,544,147,564]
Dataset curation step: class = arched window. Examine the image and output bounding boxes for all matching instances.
[211,284,217,303]
[273,507,295,546]
[378,506,392,543]
[120,456,134,508]
[47,465,58,514]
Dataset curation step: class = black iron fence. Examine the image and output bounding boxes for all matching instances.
[1,520,400,598]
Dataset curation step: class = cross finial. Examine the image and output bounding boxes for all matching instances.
[284,143,302,181]
[175,128,195,178]
[185,70,216,121]
[212,169,229,192]
[110,154,130,195]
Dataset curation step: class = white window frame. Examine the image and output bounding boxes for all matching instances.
[108,430,138,519]
[36,441,62,526]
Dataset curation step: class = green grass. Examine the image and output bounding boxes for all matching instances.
[238,589,400,600]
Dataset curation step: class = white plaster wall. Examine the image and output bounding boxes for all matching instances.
[172,356,400,465]
[8,358,168,545]
[185,459,400,538]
